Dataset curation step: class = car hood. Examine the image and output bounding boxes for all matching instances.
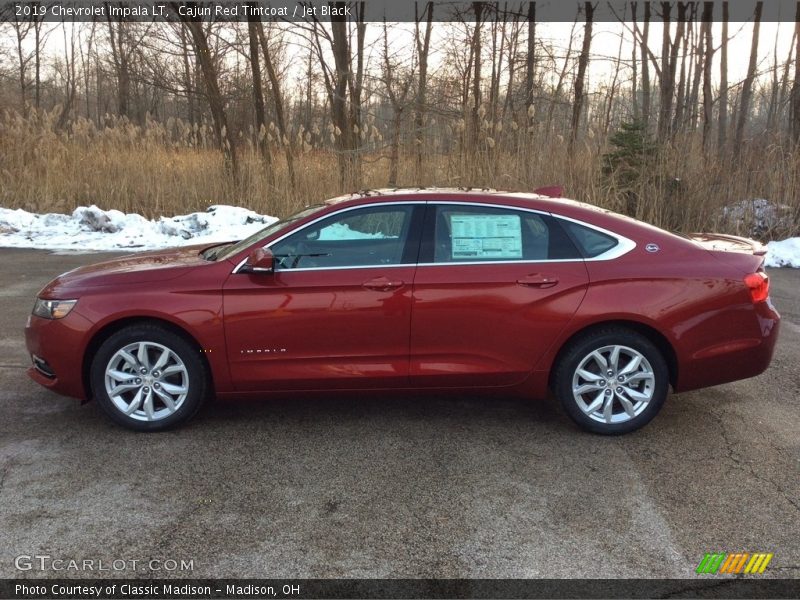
[40,244,215,296]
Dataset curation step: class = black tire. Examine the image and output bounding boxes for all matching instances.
[552,327,669,435]
[90,323,209,431]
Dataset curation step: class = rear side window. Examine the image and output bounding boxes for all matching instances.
[561,220,618,258]
[431,205,581,263]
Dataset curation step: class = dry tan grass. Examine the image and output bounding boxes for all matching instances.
[1,108,798,239]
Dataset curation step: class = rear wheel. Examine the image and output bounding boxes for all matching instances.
[90,324,208,431]
[553,328,669,434]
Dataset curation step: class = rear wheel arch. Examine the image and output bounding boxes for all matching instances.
[82,316,213,401]
[549,320,678,390]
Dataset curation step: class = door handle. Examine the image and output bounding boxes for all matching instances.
[362,276,405,292]
[516,273,559,288]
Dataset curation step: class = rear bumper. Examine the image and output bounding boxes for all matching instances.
[675,300,781,392]
[24,313,91,400]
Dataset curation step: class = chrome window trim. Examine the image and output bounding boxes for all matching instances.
[425,201,636,264]
[552,213,637,261]
[231,199,636,273]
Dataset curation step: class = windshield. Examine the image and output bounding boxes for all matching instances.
[205,204,327,262]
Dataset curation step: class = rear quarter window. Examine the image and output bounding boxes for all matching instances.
[561,220,619,258]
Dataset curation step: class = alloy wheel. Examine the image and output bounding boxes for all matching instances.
[571,344,655,424]
[104,341,189,422]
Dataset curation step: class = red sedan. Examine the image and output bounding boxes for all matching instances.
[24,189,780,434]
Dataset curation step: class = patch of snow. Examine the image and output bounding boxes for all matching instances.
[720,199,794,239]
[317,222,394,240]
[0,204,278,252]
[765,237,800,268]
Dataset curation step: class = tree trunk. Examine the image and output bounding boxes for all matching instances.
[718,1,729,152]
[34,16,41,111]
[631,2,639,120]
[569,2,593,151]
[330,10,355,189]
[793,2,800,145]
[701,2,714,148]
[248,15,272,176]
[672,3,690,132]
[348,2,366,186]
[107,21,130,118]
[179,26,195,133]
[641,2,651,127]
[389,109,403,187]
[414,2,433,179]
[777,28,797,133]
[734,1,763,152]
[470,2,484,156]
[688,15,703,129]
[256,21,296,191]
[525,1,536,108]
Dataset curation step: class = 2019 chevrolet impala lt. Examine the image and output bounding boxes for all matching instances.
[25,189,780,434]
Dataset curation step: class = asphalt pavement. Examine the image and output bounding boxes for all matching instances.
[0,248,797,579]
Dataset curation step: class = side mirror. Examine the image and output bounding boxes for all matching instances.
[241,247,274,274]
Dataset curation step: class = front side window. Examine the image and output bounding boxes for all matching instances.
[432,205,581,263]
[271,205,414,270]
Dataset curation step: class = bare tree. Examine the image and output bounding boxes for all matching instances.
[630,2,639,120]
[55,22,78,129]
[657,1,684,140]
[640,1,652,127]
[173,9,238,177]
[701,2,714,148]
[256,21,296,191]
[414,2,434,179]
[524,1,535,109]
[469,1,484,156]
[9,16,34,114]
[718,1,729,152]
[734,1,763,152]
[569,2,594,150]
[106,19,131,118]
[248,13,271,176]
[793,1,800,144]
[381,22,415,186]
[78,23,97,121]
[331,14,356,187]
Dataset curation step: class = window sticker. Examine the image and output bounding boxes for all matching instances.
[450,214,523,259]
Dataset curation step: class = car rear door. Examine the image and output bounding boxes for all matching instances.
[409,202,590,387]
[223,203,424,391]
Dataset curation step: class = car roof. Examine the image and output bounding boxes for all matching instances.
[323,187,606,219]
[319,187,685,246]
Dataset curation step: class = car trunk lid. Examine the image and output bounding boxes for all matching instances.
[689,232,767,256]
[688,233,766,273]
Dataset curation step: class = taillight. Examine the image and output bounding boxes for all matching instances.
[744,272,769,303]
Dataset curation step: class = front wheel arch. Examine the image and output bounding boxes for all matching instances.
[82,316,213,401]
[548,320,678,392]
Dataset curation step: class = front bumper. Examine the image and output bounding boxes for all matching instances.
[24,311,93,400]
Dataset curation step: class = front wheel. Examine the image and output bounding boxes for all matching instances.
[90,324,209,431]
[553,328,669,435]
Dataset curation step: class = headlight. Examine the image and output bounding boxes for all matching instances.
[32,298,78,320]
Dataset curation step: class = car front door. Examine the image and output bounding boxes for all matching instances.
[223,203,423,391]
[410,202,590,387]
